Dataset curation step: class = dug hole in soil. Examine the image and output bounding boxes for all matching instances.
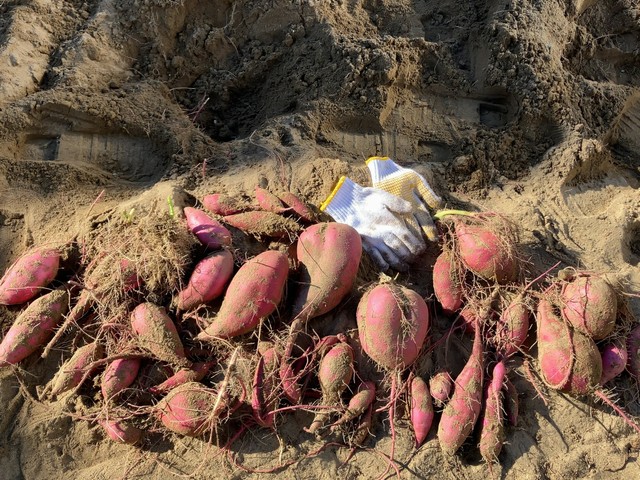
[1,0,640,479]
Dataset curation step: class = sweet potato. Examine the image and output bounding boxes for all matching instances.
[252,346,281,428]
[561,274,617,341]
[222,211,301,238]
[432,249,464,316]
[330,380,376,430]
[600,340,627,385]
[429,371,453,407]
[454,220,517,284]
[536,298,573,390]
[131,302,189,367]
[255,186,287,213]
[184,206,232,249]
[0,289,69,367]
[627,325,640,380]
[196,250,289,340]
[478,360,507,462]
[356,283,430,371]
[437,321,484,455]
[101,358,142,401]
[503,377,519,427]
[176,250,235,311]
[307,341,354,434]
[203,193,252,216]
[48,342,104,399]
[277,192,316,223]
[155,381,223,436]
[495,291,531,357]
[0,247,61,305]
[149,360,215,395]
[99,419,143,445]
[562,328,602,396]
[410,375,434,447]
[291,222,362,322]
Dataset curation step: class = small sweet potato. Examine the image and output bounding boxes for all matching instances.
[155,381,223,436]
[184,207,232,249]
[149,360,215,395]
[99,419,143,445]
[255,186,287,213]
[203,193,252,216]
[176,250,235,311]
[0,247,61,305]
[277,192,316,223]
[478,360,507,463]
[429,371,453,407]
[600,340,627,385]
[131,302,189,368]
[536,298,573,390]
[432,249,464,316]
[410,375,434,447]
[48,342,104,399]
[561,274,617,341]
[222,211,301,238]
[101,358,142,401]
[0,289,69,367]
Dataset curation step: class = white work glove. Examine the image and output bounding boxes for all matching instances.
[320,176,426,271]
[367,157,443,241]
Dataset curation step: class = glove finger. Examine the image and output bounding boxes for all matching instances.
[414,173,443,209]
[376,189,413,214]
[361,237,390,271]
[413,204,440,242]
[378,234,410,272]
[393,217,426,257]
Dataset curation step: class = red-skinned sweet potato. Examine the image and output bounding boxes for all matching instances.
[561,274,617,341]
[432,249,464,316]
[410,375,434,447]
[222,211,301,238]
[479,360,507,462]
[495,291,531,357]
[131,302,189,368]
[291,222,362,322]
[196,250,289,340]
[255,186,287,213]
[429,371,453,407]
[149,361,215,395]
[101,358,142,401]
[99,419,143,445]
[627,325,640,380]
[536,298,573,390]
[277,192,316,223]
[184,207,232,249]
[0,247,61,305]
[437,321,484,455]
[357,283,430,371]
[176,250,235,311]
[203,193,252,216]
[600,340,627,385]
[48,342,104,398]
[0,289,69,367]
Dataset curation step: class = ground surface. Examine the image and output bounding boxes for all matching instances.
[1,0,640,479]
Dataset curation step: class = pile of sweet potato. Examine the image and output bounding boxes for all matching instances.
[0,190,638,471]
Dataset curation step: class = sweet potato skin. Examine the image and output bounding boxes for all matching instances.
[196,250,289,339]
[101,358,142,401]
[432,250,464,316]
[155,382,222,436]
[437,324,484,455]
[0,248,61,305]
[561,275,616,341]
[0,289,69,367]
[291,222,362,322]
[536,298,573,390]
[131,302,189,367]
[176,250,234,311]
[48,342,104,398]
[356,283,429,371]
[410,375,434,447]
[478,361,507,462]
[184,207,232,249]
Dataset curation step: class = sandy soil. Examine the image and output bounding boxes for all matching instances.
[1,0,639,478]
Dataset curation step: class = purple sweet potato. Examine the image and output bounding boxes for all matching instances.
[131,302,189,367]
[184,207,232,249]
[356,283,430,371]
[0,289,69,367]
[176,250,235,311]
[0,247,61,305]
[196,250,289,340]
